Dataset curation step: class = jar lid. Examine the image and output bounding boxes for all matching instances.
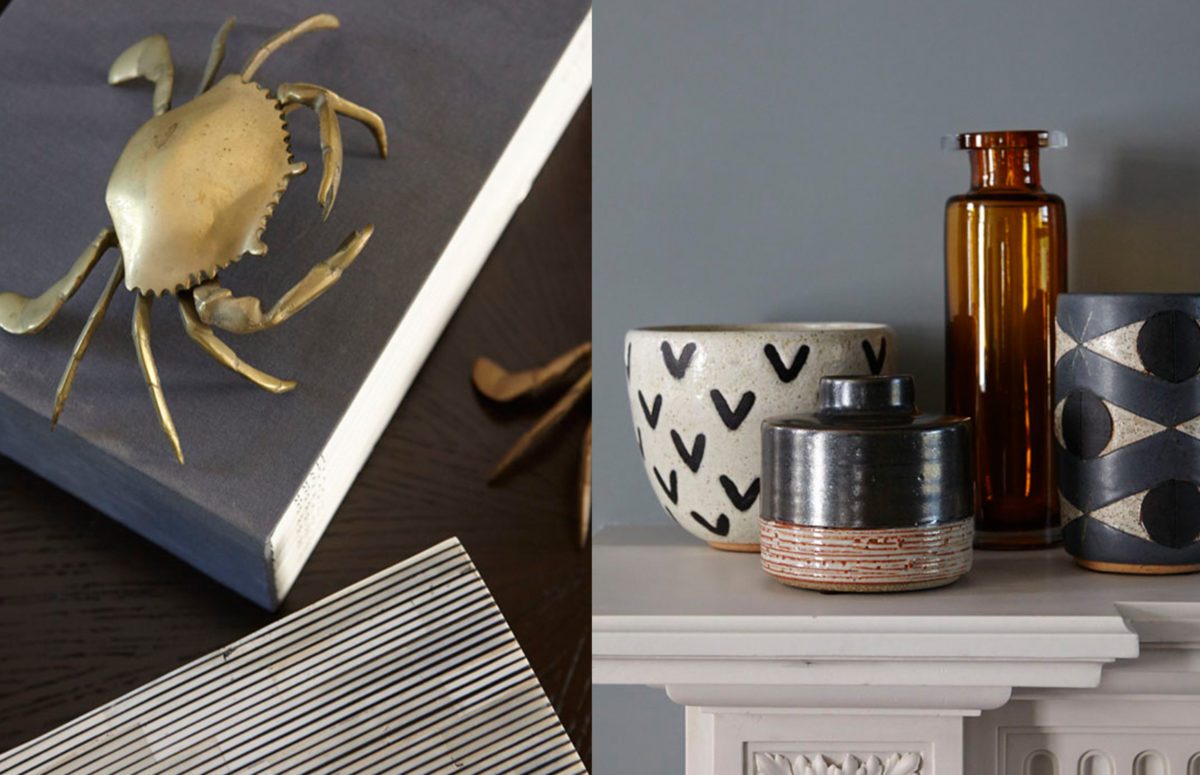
[762,375,974,529]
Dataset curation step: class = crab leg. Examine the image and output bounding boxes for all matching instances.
[133,295,183,464]
[178,294,296,394]
[488,368,592,483]
[473,342,593,402]
[196,16,237,97]
[241,14,340,82]
[277,83,388,220]
[108,35,175,116]
[579,420,592,548]
[193,225,373,334]
[303,91,341,221]
[51,261,126,427]
[0,228,117,335]
[278,83,388,158]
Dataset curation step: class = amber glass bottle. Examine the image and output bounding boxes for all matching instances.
[945,130,1067,549]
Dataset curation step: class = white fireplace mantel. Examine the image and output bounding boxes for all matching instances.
[593,526,1200,774]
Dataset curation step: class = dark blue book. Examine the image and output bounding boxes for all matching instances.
[0,0,591,607]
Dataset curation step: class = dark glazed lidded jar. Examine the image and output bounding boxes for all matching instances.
[760,375,975,592]
[945,130,1067,549]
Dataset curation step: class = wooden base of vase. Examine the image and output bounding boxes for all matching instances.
[1076,558,1200,576]
[708,540,759,553]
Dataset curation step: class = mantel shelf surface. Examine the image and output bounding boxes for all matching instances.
[594,526,1200,696]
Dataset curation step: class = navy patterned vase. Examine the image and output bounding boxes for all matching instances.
[1055,293,1200,574]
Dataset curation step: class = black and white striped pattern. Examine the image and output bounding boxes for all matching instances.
[0,538,584,774]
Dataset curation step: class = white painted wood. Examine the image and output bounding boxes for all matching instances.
[965,692,1200,773]
[594,527,1198,618]
[695,710,957,775]
[595,526,1200,774]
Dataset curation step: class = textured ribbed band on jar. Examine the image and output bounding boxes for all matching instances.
[759,518,974,592]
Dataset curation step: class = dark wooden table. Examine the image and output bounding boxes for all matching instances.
[0,70,592,765]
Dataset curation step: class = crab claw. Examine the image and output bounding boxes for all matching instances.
[109,34,175,116]
[276,82,385,222]
[319,141,342,222]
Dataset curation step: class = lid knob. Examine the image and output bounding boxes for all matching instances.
[819,375,916,421]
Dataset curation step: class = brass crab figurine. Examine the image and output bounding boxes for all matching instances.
[0,13,387,463]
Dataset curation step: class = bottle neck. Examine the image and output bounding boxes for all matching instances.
[968,148,1042,191]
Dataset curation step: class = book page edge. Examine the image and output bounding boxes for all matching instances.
[263,10,594,608]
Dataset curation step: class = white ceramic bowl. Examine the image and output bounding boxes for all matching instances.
[624,323,897,550]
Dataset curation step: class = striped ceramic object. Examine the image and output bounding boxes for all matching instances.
[760,519,974,592]
[0,538,584,774]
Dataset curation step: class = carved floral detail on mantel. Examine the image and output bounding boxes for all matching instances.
[754,752,923,775]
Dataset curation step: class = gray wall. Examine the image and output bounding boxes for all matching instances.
[593,1,1200,771]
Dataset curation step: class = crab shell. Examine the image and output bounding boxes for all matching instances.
[105,75,303,296]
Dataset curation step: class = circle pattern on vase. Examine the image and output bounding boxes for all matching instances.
[624,323,895,549]
[1055,294,1200,572]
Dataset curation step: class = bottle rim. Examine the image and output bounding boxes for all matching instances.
[941,130,1067,151]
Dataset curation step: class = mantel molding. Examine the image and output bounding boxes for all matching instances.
[594,613,1138,704]
[666,684,1015,714]
[1116,601,1200,647]
[594,527,1200,712]
[754,752,923,775]
[595,612,1138,659]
